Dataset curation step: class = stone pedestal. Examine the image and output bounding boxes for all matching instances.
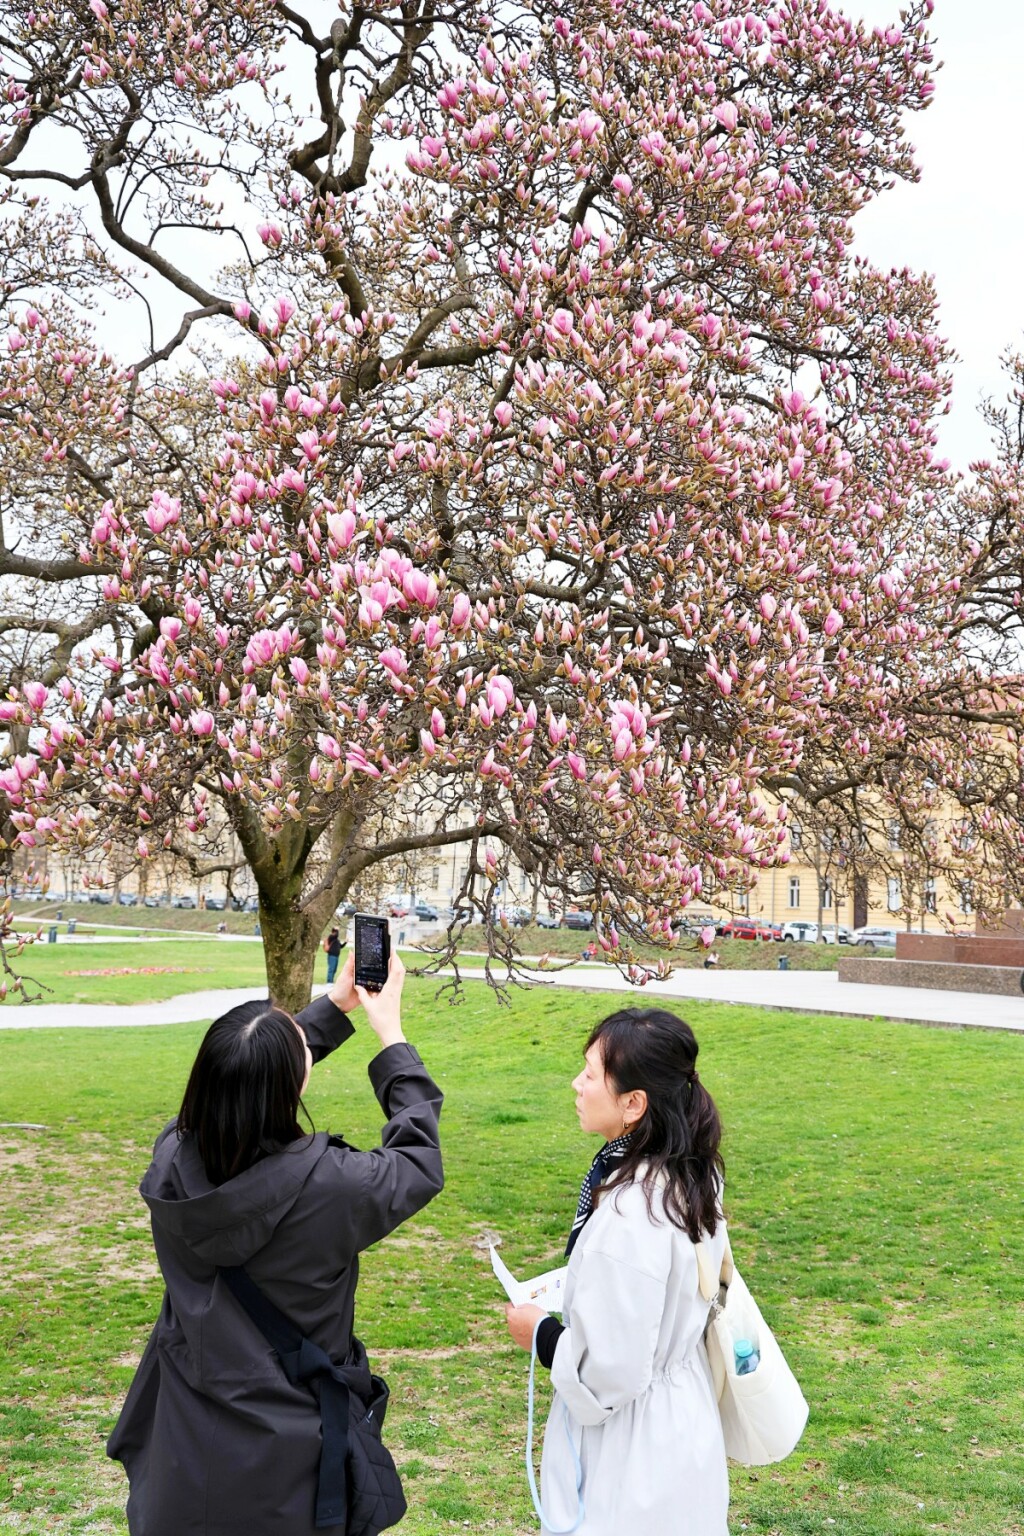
[839,954,1024,996]
[895,932,1024,967]
[838,926,1024,996]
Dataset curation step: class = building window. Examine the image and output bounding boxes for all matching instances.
[959,881,974,916]
[790,822,803,852]
[788,877,800,909]
[429,865,440,890]
[887,877,902,912]
[886,820,901,851]
[924,878,937,914]
[821,828,834,853]
[821,879,833,910]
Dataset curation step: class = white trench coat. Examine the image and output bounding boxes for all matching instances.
[542,1177,729,1535]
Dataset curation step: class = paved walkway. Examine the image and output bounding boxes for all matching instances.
[1,965,1021,1033]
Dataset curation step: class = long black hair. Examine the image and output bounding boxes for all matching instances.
[177,999,309,1186]
[587,1007,724,1242]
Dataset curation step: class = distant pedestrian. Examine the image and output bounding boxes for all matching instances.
[324,926,343,984]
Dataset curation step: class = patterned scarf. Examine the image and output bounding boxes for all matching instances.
[565,1133,633,1257]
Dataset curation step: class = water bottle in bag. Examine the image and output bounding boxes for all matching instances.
[734,1337,759,1375]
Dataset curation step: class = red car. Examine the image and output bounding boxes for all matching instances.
[719,918,776,941]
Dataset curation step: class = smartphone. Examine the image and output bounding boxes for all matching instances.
[354,913,391,992]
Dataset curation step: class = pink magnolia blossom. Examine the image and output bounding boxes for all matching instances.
[328,509,357,548]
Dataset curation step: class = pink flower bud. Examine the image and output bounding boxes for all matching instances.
[328,509,357,549]
[22,681,48,711]
[451,593,471,630]
[189,711,215,736]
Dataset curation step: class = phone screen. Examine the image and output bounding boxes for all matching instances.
[354,914,390,991]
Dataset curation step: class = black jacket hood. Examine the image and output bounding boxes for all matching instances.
[140,1122,331,1267]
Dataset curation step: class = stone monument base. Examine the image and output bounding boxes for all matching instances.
[838,955,1024,997]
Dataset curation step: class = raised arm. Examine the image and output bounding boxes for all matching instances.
[331,953,444,1245]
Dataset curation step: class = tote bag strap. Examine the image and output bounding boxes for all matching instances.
[219,1264,354,1531]
[696,1230,735,1304]
[525,1318,585,1535]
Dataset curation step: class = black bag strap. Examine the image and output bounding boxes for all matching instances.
[219,1264,353,1531]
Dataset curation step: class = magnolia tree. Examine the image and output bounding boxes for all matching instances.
[2,0,1021,1008]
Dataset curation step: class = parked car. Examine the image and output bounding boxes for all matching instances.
[412,903,439,921]
[780,921,820,943]
[171,895,196,909]
[498,905,531,927]
[720,918,774,941]
[535,911,561,929]
[822,925,853,945]
[563,910,594,931]
[117,892,138,906]
[384,894,412,917]
[88,892,113,904]
[143,895,163,908]
[204,896,226,911]
[672,913,720,935]
[850,925,900,951]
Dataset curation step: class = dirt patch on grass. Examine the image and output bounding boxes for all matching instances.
[0,1135,152,1292]
[0,1139,44,1174]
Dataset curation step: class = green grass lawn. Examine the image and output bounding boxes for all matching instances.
[0,939,269,1007]
[10,899,266,939]
[1,984,1022,1534]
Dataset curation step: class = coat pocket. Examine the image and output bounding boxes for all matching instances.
[344,1376,407,1536]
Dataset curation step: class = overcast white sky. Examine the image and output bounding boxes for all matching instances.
[846,0,1024,472]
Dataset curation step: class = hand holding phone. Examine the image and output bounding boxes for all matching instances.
[356,952,406,1049]
[354,913,391,992]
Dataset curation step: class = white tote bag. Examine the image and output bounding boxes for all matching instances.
[696,1235,809,1466]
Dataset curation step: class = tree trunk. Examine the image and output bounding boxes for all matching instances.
[259,899,327,1014]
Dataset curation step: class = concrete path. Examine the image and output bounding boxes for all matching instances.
[1,964,1022,1034]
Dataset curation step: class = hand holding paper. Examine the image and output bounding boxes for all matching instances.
[490,1244,567,1313]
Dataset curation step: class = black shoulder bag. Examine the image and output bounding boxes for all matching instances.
[219,1265,406,1536]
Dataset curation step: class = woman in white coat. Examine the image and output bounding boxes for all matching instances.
[505,1007,729,1536]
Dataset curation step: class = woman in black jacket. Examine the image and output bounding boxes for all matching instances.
[107,952,443,1536]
